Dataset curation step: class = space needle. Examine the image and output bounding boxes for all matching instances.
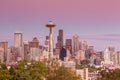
[46,21,56,59]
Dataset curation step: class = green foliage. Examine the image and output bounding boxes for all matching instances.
[0,70,10,80]
[98,69,120,80]
[0,62,7,69]
[0,63,10,80]
[76,64,98,72]
[46,66,81,80]
[9,66,22,80]
[16,60,47,80]
[0,60,81,80]
[46,59,81,80]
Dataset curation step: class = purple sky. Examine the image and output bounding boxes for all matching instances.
[0,0,120,51]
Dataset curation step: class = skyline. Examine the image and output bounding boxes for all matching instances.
[0,0,120,51]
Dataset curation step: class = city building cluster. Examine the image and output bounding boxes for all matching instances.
[0,21,120,80]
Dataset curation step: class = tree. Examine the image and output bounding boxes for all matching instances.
[0,60,81,80]
[9,66,23,80]
[0,70,10,80]
[76,64,98,72]
[98,69,120,80]
[46,66,81,80]
[46,59,81,80]
[16,60,47,80]
[0,63,10,80]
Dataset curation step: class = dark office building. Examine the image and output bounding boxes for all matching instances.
[59,47,66,61]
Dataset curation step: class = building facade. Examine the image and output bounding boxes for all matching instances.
[14,32,23,48]
[73,34,79,52]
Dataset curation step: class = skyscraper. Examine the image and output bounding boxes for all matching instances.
[109,47,115,62]
[56,29,64,49]
[82,41,88,51]
[29,37,39,48]
[59,47,66,61]
[116,52,120,67]
[0,47,4,62]
[29,37,39,61]
[55,29,64,59]
[44,36,49,59]
[66,39,72,50]
[65,39,72,54]
[73,34,79,52]
[103,48,111,64]
[14,32,23,48]
[0,41,8,62]
[23,41,29,60]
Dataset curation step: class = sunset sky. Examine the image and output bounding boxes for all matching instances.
[0,0,120,51]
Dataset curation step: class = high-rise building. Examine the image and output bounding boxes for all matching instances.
[85,46,93,60]
[89,46,95,53]
[90,52,96,66]
[55,29,64,59]
[73,34,79,52]
[0,41,8,62]
[6,47,11,64]
[79,41,82,50]
[29,37,39,48]
[44,36,49,59]
[103,48,112,64]
[23,41,30,60]
[108,47,115,63]
[45,36,49,51]
[14,32,23,47]
[66,48,71,60]
[116,52,120,67]
[9,47,18,62]
[82,41,88,51]
[65,39,72,53]
[15,47,24,61]
[59,47,66,61]
[113,51,117,67]
[0,47,4,62]
[29,37,40,61]
[56,29,64,49]
[76,50,85,64]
